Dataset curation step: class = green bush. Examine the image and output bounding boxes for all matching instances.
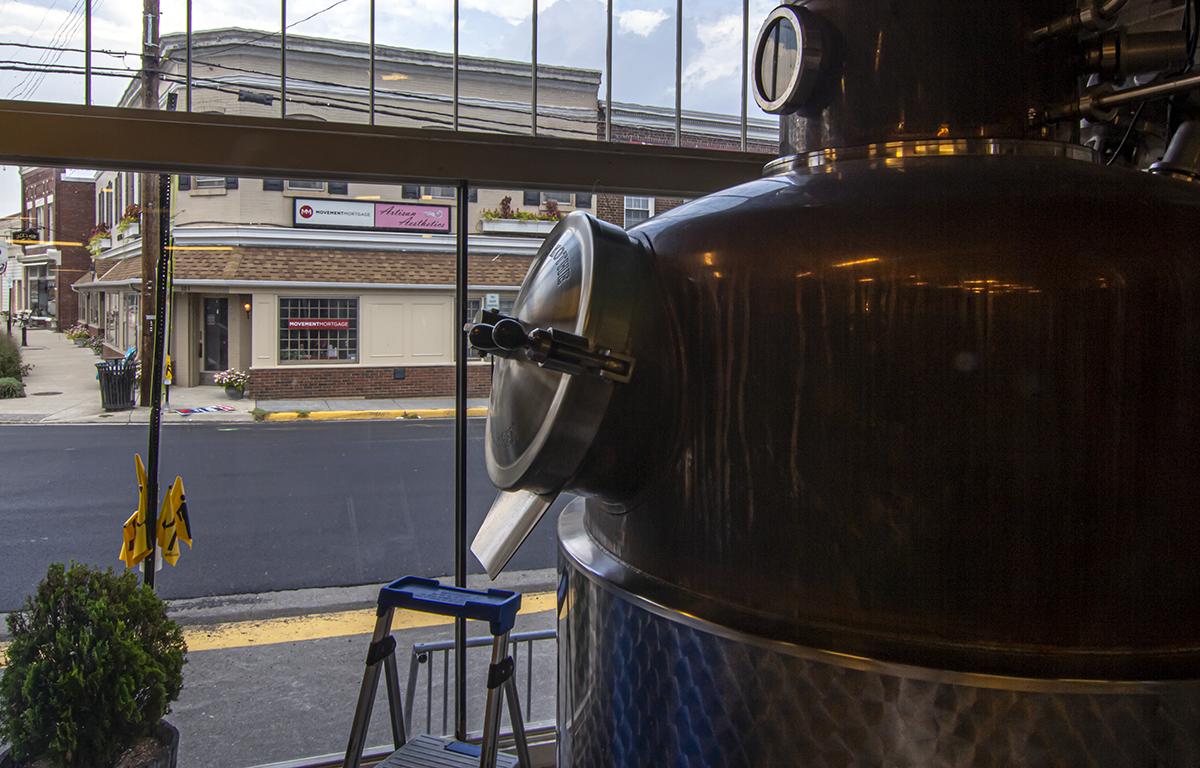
[0,331,23,380]
[0,377,24,398]
[0,562,188,768]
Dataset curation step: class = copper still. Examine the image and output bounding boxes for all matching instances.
[469,0,1200,763]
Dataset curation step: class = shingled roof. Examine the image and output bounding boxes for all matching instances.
[92,248,533,286]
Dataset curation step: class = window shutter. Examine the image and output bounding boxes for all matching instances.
[576,193,592,208]
[329,182,348,195]
[178,175,191,191]
[401,185,420,200]
[262,179,284,191]
[523,191,539,206]
[224,177,239,190]
[468,188,478,203]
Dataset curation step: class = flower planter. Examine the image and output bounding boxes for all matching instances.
[480,219,557,235]
[74,337,88,346]
[225,387,244,400]
[0,720,178,768]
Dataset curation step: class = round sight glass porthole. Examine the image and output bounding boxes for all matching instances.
[753,4,825,115]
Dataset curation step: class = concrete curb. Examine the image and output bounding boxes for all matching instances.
[1,569,557,641]
[262,408,488,423]
[165,568,558,626]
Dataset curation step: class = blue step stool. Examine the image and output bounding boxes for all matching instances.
[342,577,529,768]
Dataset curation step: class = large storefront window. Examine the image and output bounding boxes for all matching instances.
[27,264,51,316]
[279,297,358,363]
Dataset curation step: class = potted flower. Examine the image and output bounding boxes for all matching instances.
[117,204,141,239]
[89,335,105,356]
[0,561,187,768]
[214,368,249,399]
[87,223,112,256]
[65,323,90,346]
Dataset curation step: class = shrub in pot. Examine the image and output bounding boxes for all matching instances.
[0,562,187,768]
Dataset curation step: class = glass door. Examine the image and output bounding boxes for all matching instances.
[203,298,228,375]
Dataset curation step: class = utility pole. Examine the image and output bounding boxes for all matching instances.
[139,0,160,405]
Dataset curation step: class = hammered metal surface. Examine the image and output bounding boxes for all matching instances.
[559,562,1200,768]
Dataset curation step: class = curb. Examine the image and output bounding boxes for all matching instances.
[262,407,487,422]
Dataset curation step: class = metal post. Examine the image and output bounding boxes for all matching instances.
[531,0,538,137]
[85,0,91,106]
[453,0,460,130]
[741,0,748,152]
[142,175,171,589]
[605,0,612,142]
[675,0,683,147]
[369,0,375,125]
[454,179,469,741]
[186,0,192,112]
[281,0,287,119]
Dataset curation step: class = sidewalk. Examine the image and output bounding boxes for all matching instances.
[0,328,488,425]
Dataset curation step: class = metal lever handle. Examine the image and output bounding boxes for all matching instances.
[466,309,635,383]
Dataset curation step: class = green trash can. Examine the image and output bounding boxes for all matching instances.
[96,359,136,411]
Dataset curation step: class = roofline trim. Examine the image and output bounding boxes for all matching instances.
[77,278,520,291]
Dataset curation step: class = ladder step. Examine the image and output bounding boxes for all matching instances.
[378,577,522,636]
[376,735,518,768]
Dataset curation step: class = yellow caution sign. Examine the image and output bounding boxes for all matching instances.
[120,455,152,567]
[156,477,193,566]
[164,354,173,386]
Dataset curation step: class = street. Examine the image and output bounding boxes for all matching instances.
[0,420,565,612]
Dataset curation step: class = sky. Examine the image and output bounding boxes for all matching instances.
[0,0,779,215]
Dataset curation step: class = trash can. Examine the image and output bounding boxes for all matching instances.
[96,359,136,411]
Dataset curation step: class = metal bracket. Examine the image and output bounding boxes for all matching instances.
[466,309,635,383]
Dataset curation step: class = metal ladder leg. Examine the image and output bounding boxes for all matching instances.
[343,605,399,768]
[479,632,532,768]
[502,669,532,768]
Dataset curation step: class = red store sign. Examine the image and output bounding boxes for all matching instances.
[288,319,350,330]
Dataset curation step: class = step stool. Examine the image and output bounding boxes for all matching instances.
[342,576,531,768]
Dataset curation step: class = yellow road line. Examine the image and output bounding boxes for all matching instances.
[265,408,487,422]
[0,592,554,662]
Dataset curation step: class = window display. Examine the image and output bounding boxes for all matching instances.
[279,297,358,363]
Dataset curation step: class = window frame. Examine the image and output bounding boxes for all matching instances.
[278,296,360,365]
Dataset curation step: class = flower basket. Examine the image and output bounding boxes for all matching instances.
[213,368,249,395]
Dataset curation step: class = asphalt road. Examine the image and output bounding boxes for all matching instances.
[0,420,565,612]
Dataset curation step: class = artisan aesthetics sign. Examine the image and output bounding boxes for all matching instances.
[293,198,451,233]
[375,203,450,232]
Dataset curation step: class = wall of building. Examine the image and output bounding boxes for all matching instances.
[248,360,493,400]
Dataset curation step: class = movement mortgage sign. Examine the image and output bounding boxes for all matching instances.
[293,198,451,233]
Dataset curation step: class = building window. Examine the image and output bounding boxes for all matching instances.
[401,185,420,200]
[194,176,226,189]
[122,292,139,350]
[279,297,358,363]
[575,193,593,208]
[104,291,119,345]
[624,196,653,228]
[286,180,325,191]
[543,191,572,205]
[425,186,455,199]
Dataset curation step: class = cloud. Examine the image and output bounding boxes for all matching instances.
[682,13,740,90]
[617,9,667,37]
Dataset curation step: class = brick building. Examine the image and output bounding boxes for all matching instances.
[11,168,94,327]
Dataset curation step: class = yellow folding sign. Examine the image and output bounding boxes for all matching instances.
[120,455,151,568]
[157,477,193,566]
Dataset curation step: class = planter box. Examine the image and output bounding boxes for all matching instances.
[480,219,557,235]
[0,720,177,768]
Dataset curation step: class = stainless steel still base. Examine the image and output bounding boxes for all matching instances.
[557,502,1200,767]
